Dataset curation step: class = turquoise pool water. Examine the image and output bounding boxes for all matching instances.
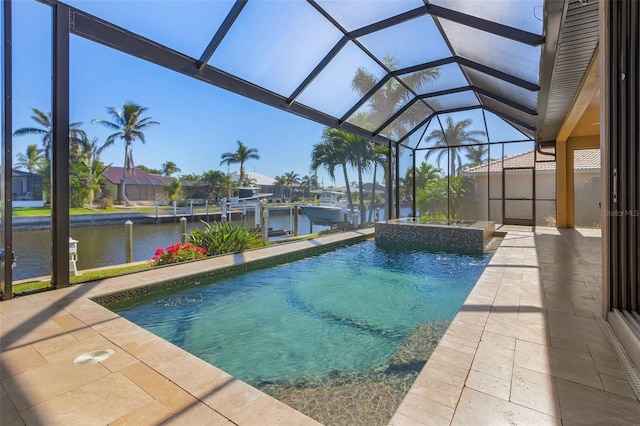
[111,240,490,387]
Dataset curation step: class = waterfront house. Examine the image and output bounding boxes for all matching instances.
[100,166,175,204]
[227,170,283,199]
[12,169,44,207]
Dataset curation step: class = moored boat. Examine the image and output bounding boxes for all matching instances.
[299,191,357,226]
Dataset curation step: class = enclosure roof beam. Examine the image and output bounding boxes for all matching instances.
[69,8,394,146]
[424,2,545,46]
[197,0,247,71]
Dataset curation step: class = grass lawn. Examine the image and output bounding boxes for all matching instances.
[12,263,152,294]
[13,207,123,216]
[12,206,217,216]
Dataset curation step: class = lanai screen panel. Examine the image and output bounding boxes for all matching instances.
[45,0,545,152]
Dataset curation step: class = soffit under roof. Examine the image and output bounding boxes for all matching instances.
[43,0,588,148]
[539,0,600,142]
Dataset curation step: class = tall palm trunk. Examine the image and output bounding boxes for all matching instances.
[368,164,378,222]
[341,163,355,219]
[119,165,130,205]
[120,142,131,205]
[450,147,459,177]
[357,167,366,223]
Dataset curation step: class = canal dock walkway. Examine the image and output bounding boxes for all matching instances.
[12,204,301,231]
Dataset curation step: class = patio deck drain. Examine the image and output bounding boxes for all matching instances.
[73,349,115,366]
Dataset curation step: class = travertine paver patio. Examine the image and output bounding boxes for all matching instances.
[391,226,640,425]
[2,226,639,425]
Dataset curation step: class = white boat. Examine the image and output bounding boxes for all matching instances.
[231,187,272,202]
[299,190,357,225]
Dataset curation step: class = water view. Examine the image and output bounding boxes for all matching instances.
[13,207,409,281]
[12,212,329,281]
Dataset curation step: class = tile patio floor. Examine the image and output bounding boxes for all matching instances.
[2,226,639,425]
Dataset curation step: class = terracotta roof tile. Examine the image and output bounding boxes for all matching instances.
[463,149,600,174]
[102,166,174,186]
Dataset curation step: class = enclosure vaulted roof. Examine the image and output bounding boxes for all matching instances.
[35,0,590,150]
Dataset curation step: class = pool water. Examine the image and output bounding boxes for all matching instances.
[111,240,490,388]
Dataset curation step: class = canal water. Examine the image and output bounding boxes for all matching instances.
[13,207,405,281]
[12,212,330,281]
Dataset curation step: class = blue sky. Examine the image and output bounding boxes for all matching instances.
[11,1,335,184]
[8,0,534,187]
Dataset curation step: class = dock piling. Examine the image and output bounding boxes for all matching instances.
[180,217,187,244]
[125,220,133,263]
[262,207,269,240]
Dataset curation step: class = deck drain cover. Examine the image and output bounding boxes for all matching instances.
[73,349,115,365]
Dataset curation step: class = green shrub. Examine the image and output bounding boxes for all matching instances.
[101,196,113,209]
[188,221,267,256]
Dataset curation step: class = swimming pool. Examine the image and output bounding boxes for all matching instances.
[108,240,491,424]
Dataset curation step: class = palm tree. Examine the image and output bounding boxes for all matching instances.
[201,170,233,201]
[350,58,440,219]
[161,161,181,176]
[273,175,286,200]
[368,144,388,221]
[71,135,110,205]
[219,140,260,186]
[15,144,45,173]
[92,101,159,205]
[412,162,442,190]
[344,137,375,223]
[300,174,317,200]
[163,178,182,202]
[351,56,440,140]
[464,145,488,169]
[311,128,355,216]
[424,117,486,176]
[13,108,85,165]
[283,171,300,201]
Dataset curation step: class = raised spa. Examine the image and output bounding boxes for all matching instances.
[375,217,496,254]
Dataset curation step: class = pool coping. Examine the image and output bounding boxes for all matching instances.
[92,229,374,308]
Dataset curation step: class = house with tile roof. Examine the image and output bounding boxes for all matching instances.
[101,166,175,204]
[463,149,601,226]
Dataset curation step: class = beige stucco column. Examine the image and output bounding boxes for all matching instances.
[556,136,600,227]
[556,140,570,227]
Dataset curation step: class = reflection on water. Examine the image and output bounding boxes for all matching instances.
[12,213,328,281]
